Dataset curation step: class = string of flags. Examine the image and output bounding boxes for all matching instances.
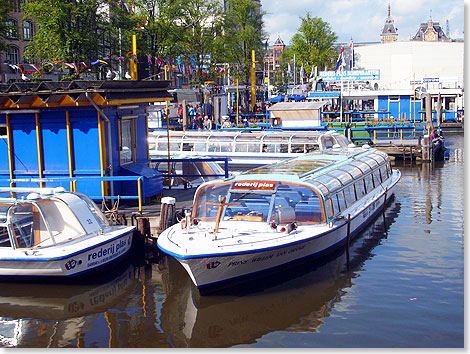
[4,54,232,77]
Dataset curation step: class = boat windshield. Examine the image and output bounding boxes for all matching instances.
[193,181,325,224]
[8,199,87,249]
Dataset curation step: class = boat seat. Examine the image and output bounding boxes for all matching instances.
[276,206,296,224]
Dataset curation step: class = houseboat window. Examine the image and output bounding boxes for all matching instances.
[0,226,11,247]
[120,119,135,164]
[272,184,324,224]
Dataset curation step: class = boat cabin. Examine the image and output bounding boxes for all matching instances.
[149,131,351,156]
[191,147,393,226]
[0,187,109,250]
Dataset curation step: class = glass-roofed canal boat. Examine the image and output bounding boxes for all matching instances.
[0,187,135,279]
[149,130,352,170]
[157,144,401,292]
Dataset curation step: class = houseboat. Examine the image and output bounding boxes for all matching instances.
[148,130,353,170]
[0,187,134,278]
[157,144,401,291]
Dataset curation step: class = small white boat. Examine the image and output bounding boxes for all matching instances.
[149,130,352,170]
[0,187,135,278]
[157,144,401,291]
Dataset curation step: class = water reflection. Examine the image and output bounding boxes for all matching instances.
[0,263,140,347]
[158,199,401,348]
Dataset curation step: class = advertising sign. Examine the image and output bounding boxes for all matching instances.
[319,69,380,82]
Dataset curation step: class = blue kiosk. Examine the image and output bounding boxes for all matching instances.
[0,80,172,207]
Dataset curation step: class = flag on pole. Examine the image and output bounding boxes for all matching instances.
[300,64,305,79]
[334,45,344,72]
[310,65,315,78]
[348,40,354,70]
[287,62,292,77]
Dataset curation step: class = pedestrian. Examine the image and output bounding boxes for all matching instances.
[196,114,204,130]
[430,128,442,141]
[203,115,212,130]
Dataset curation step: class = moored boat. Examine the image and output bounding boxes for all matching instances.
[149,130,352,170]
[0,187,135,279]
[157,144,401,291]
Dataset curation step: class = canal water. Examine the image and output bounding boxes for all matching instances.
[0,134,464,348]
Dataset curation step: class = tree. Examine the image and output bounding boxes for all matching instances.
[221,0,265,82]
[0,0,14,52]
[290,13,337,78]
[130,0,186,77]
[178,0,223,85]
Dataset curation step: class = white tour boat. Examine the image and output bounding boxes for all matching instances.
[149,130,352,170]
[157,145,401,291]
[0,187,135,278]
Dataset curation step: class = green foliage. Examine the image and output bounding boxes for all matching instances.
[221,0,266,83]
[290,13,337,73]
[0,0,14,52]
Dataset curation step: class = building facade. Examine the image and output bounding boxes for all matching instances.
[380,4,398,44]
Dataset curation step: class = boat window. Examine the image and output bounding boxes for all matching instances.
[321,136,336,149]
[333,135,351,148]
[364,174,374,192]
[194,142,206,152]
[9,203,39,248]
[157,142,181,152]
[291,144,305,153]
[234,143,247,152]
[314,174,342,194]
[0,226,11,247]
[333,170,354,186]
[225,192,274,223]
[355,179,367,199]
[182,142,193,151]
[76,194,109,227]
[379,165,388,180]
[350,160,372,174]
[194,183,231,220]
[326,199,334,219]
[271,183,324,224]
[333,192,347,213]
[263,143,288,153]
[343,185,356,206]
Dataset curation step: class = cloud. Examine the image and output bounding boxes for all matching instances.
[261,0,464,44]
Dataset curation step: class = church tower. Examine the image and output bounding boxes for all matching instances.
[381,3,398,43]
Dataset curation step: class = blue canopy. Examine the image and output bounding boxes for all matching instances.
[269,94,285,102]
[288,94,306,101]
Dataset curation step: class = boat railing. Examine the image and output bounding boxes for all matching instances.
[4,176,146,211]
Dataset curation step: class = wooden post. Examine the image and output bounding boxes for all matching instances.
[425,93,433,132]
[437,93,442,127]
[182,99,187,131]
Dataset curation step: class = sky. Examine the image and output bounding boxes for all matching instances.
[260,0,465,45]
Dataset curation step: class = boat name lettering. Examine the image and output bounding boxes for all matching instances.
[87,239,127,268]
[227,260,247,267]
[252,254,274,262]
[232,181,276,191]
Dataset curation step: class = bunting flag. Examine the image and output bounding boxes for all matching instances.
[117,56,125,61]
[147,54,152,65]
[103,56,111,60]
[125,51,133,57]
[17,64,23,73]
[41,62,54,68]
[90,59,108,66]
[7,64,19,70]
[80,62,89,69]
[30,64,42,74]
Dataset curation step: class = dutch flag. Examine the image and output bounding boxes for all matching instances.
[335,45,344,72]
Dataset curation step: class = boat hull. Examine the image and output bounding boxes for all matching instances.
[0,229,134,279]
[162,172,400,290]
